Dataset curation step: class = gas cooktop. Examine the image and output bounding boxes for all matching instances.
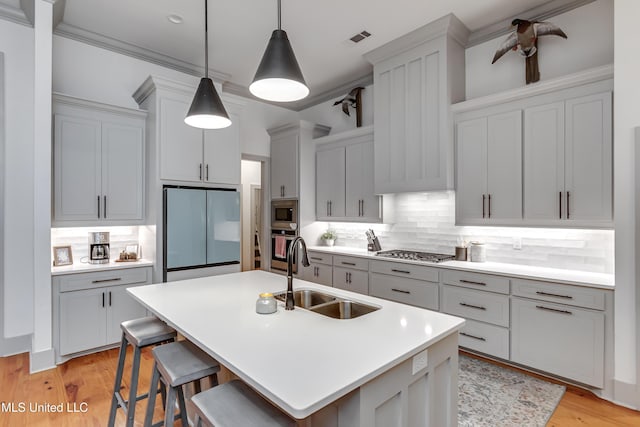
[375,249,455,263]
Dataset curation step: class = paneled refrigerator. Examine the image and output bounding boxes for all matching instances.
[163,186,240,282]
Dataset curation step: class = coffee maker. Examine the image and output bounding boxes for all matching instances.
[89,232,110,264]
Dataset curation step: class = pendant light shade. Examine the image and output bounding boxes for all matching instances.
[185,0,231,129]
[250,0,309,102]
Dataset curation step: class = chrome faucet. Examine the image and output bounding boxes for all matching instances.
[286,236,310,310]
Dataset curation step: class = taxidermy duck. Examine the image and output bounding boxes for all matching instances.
[333,87,364,127]
[492,19,567,84]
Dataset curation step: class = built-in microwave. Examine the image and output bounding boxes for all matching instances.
[271,199,298,231]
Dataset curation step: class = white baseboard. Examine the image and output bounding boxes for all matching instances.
[0,334,30,357]
[29,347,56,373]
[612,379,640,410]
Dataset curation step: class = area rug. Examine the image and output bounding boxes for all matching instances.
[458,355,566,427]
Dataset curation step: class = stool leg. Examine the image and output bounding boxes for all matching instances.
[209,373,219,387]
[126,345,142,427]
[176,385,189,426]
[143,362,160,427]
[160,381,167,410]
[164,386,177,427]
[108,335,128,427]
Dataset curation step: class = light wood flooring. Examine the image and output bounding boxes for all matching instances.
[0,348,639,426]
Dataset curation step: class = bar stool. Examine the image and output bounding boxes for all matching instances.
[191,380,296,427]
[144,340,221,427]
[108,316,177,427]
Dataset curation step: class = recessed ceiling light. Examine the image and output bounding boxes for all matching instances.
[167,14,183,24]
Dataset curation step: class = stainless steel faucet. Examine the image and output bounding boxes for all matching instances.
[286,236,310,310]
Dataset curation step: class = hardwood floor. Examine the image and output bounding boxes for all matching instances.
[1,349,639,426]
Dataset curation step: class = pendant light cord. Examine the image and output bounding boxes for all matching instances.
[204,0,209,78]
[277,0,281,30]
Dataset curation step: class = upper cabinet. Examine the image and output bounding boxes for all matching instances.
[315,126,381,222]
[133,76,242,186]
[270,130,300,199]
[364,14,469,194]
[453,66,613,228]
[53,94,146,226]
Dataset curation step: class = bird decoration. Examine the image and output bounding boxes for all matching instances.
[333,87,364,127]
[492,19,567,84]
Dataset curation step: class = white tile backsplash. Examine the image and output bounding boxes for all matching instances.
[51,226,141,264]
[320,191,614,273]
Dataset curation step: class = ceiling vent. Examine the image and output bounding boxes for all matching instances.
[349,30,371,44]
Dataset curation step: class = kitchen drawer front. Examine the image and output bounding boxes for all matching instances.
[307,251,333,266]
[369,272,439,311]
[441,285,509,327]
[459,319,509,360]
[333,267,368,294]
[511,278,605,310]
[511,297,604,388]
[440,270,509,295]
[333,255,368,271]
[370,260,439,283]
[57,266,151,293]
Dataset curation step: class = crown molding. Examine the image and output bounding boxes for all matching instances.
[467,0,596,47]
[267,121,331,138]
[293,72,373,111]
[0,1,29,26]
[53,91,147,118]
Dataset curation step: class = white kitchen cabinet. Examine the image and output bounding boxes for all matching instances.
[364,14,468,194]
[332,255,368,294]
[271,132,299,199]
[369,272,439,311]
[301,251,333,286]
[315,126,381,222]
[456,110,522,225]
[524,92,612,226]
[53,266,151,363]
[53,94,145,225]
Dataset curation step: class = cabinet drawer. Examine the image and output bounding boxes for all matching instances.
[511,278,605,310]
[307,251,333,266]
[333,255,368,271]
[440,270,509,294]
[333,267,368,294]
[369,272,438,311]
[370,260,439,283]
[511,297,604,388]
[57,267,151,293]
[441,285,509,327]
[459,319,509,360]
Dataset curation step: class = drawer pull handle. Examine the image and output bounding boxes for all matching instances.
[391,269,411,274]
[459,279,486,286]
[460,332,486,342]
[535,291,573,299]
[341,262,356,266]
[92,278,122,284]
[391,288,411,294]
[536,305,573,315]
[310,257,323,261]
[460,302,486,311]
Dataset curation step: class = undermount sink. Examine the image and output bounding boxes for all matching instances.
[273,289,380,319]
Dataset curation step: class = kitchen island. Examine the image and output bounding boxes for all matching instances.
[127,270,465,426]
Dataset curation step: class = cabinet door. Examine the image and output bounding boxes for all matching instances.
[455,118,487,223]
[564,92,612,222]
[301,263,333,286]
[333,267,368,294]
[101,122,144,220]
[511,297,604,387]
[487,111,522,220]
[346,141,380,220]
[523,102,564,220]
[203,112,241,185]
[159,96,204,182]
[271,134,298,199]
[59,288,106,355]
[106,285,148,345]
[316,147,346,219]
[53,114,102,221]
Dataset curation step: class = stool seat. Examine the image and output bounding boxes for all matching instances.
[191,380,296,427]
[121,316,177,347]
[152,341,220,387]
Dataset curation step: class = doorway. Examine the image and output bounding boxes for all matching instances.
[241,159,264,271]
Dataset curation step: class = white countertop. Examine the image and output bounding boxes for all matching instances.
[307,246,614,289]
[51,259,154,276]
[127,270,465,419]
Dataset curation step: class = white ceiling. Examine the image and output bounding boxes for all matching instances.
[7,0,571,106]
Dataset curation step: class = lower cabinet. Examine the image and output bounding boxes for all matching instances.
[369,272,439,311]
[300,251,334,286]
[53,266,151,363]
[332,256,369,294]
[458,319,510,360]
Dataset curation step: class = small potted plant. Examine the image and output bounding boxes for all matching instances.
[321,229,337,246]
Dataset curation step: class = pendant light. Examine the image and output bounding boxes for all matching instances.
[184,0,231,129]
[249,0,309,102]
